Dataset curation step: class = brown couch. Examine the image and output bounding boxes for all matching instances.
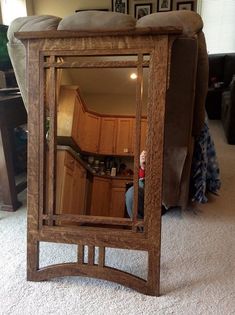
[206,53,235,119]
[7,10,208,209]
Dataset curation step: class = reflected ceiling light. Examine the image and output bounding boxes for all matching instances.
[130,73,137,80]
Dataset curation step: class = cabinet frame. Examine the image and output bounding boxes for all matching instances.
[17,29,176,295]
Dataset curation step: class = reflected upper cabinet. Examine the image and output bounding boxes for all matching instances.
[99,117,117,154]
[57,86,147,156]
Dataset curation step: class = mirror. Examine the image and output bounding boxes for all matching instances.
[44,55,149,231]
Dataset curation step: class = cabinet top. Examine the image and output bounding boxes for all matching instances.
[14,27,182,40]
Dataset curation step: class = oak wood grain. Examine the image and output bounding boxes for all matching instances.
[22,31,172,295]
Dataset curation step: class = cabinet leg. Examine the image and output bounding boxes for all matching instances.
[27,238,39,281]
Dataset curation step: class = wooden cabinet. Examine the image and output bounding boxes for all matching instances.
[140,119,147,152]
[116,118,134,155]
[71,161,87,214]
[58,88,100,153]
[58,87,146,156]
[57,87,78,140]
[99,117,117,154]
[110,179,127,217]
[74,95,86,149]
[56,150,87,215]
[90,177,130,217]
[82,113,100,153]
[56,151,130,218]
[59,163,75,214]
[99,118,146,156]
[90,177,111,216]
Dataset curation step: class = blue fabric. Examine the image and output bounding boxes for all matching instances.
[191,121,221,203]
[125,179,145,219]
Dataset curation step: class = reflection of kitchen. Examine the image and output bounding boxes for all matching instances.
[83,154,134,177]
[55,85,147,219]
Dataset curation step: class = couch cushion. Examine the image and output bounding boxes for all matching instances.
[223,53,235,87]
[7,15,61,44]
[136,11,203,36]
[58,11,136,31]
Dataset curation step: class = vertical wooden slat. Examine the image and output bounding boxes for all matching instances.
[132,54,143,231]
[39,53,46,230]
[78,245,84,264]
[47,56,57,226]
[88,245,95,265]
[27,240,39,280]
[98,246,105,267]
[26,39,42,279]
[145,36,169,295]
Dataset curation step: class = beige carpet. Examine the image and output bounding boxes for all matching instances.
[0,120,234,315]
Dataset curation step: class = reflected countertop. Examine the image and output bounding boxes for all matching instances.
[57,145,133,181]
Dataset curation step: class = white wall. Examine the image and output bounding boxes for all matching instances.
[32,0,197,17]
[32,0,110,17]
[199,0,235,53]
[83,93,147,116]
[0,0,27,25]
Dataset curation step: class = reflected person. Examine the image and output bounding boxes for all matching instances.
[125,150,146,219]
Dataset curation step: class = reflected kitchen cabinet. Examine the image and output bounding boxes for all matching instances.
[75,94,86,149]
[56,150,87,215]
[58,87,101,153]
[72,161,87,214]
[98,117,117,154]
[82,113,100,153]
[116,118,134,155]
[90,177,130,218]
[110,179,127,218]
[90,177,111,216]
[57,87,78,143]
[58,87,146,156]
[140,119,147,153]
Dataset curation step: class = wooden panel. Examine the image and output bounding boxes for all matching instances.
[55,150,65,215]
[56,150,87,215]
[144,36,169,295]
[110,187,126,218]
[131,119,147,160]
[83,113,100,153]
[111,179,129,188]
[72,161,86,215]
[110,179,128,218]
[140,119,147,153]
[116,118,133,155]
[64,150,75,170]
[57,87,76,137]
[90,177,111,216]
[60,165,74,214]
[99,117,117,154]
[22,31,171,296]
[75,95,86,149]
